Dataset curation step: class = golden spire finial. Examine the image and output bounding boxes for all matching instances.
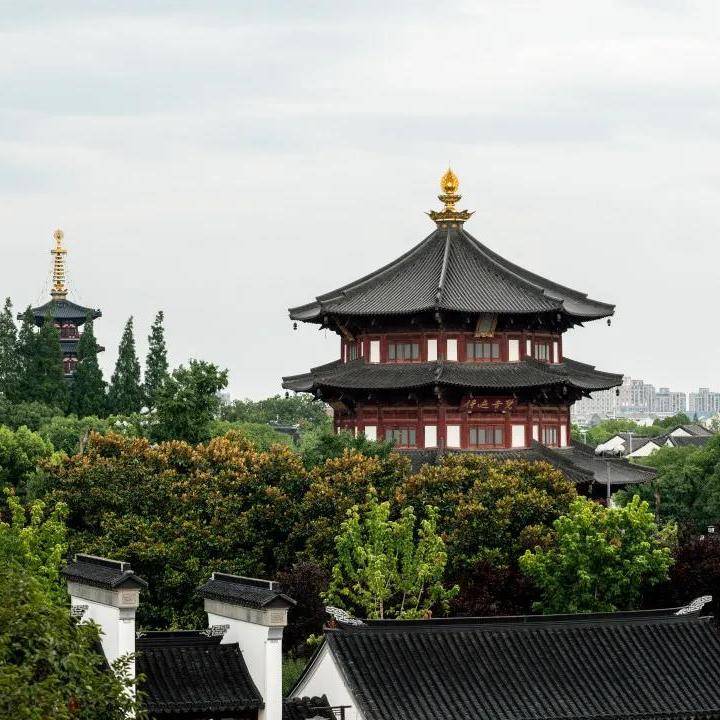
[50,228,68,300]
[440,167,459,195]
[428,167,473,225]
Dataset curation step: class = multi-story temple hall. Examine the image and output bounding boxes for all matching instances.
[284,170,654,492]
[26,229,102,378]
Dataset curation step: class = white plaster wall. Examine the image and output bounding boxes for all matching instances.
[427,338,437,362]
[508,339,520,362]
[560,425,568,447]
[628,442,660,458]
[670,427,691,437]
[446,339,457,361]
[72,594,121,663]
[364,425,377,442]
[292,645,362,720]
[532,424,539,441]
[596,436,626,453]
[553,341,559,363]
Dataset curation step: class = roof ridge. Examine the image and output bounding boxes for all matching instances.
[434,225,452,306]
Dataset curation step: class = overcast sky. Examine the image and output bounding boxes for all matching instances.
[2,1,719,398]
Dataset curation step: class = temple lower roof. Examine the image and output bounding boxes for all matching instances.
[29,298,101,325]
[289,224,614,326]
[282,357,622,395]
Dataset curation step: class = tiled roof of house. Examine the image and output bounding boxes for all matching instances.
[283,357,621,394]
[196,573,296,609]
[289,225,614,324]
[322,605,720,720]
[136,631,262,717]
[62,554,148,590]
[283,696,335,720]
[666,435,714,448]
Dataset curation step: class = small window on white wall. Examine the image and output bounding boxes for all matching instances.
[364,425,377,442]
[446,425,461,448]
[424,425,437,448]
[560,425,568,447]
[553,341,559,363]
[508,339,520,362]
[369,340,380,364]
[511,424,526,448]
[427,338,438,362]
[446,339,458,361]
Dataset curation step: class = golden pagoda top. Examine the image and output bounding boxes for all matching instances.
[428,167,473,225]
[50,228,68,300]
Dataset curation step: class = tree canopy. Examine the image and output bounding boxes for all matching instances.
[107,316,144,415]
[325,490,457,619]
[520,496,675,613]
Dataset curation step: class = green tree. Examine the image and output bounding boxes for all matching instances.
[210,420,292,450]
[0,398,63,431]
[616,437,720,530]
[38,414,109,455]
[221,394,328,428]
[520,496,675,614]
[0,425,55,496]
[14,306,37,401]
[153,360,228,443]
[0,493,137,719]
[0,297,19,401]
[325,490,458,619]
[34,310,68,409]
[572,418,660,447]
[47,432,305,627]
[69,316,106,417]
[144,310,169,408]
[653,413,692,430]
[107,317,144,415]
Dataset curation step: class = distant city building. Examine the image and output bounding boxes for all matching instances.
[689,388,720,416]
[572,376,691,423]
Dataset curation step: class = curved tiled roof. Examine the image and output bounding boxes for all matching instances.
[136,631,262,716]
[29,298,101,323]
[197,572,296,609]
[290,225,613,322]
[282,357,622,394]
[322,607,720,720]
[62,554,147,590]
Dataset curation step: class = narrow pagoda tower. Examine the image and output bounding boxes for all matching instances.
[26,229,103,378]
[283,171,656,491]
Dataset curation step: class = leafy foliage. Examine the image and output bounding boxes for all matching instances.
[0,297,19,401]
[144,310,169,408]
[615,437,720,531]
[299,427,394,469]
[520,496,675,613]
[0,398,62,431]
[108,316,144,415]
[47,432,306,627]
[325,490,458,619]
[209,420,292,450]
[0,425,55,497]
[152,360,228,443]
[221,394,328,428]
[69,316,106,417]
[572,418,661,447]
[397,454,577,573]
[0,493,136,719]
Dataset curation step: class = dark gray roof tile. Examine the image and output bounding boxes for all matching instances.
[283,357,622,394]
[324,608,720,720]
[290,226,613,323]
[62,554,147,590]
[197,573,296,609]
[136,631,262,715]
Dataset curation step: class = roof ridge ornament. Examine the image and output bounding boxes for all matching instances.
[50,228,68,300]
[428,168,474,226]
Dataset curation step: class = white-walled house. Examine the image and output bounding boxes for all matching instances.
[290,604,720,720]
[63,554,331,720]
